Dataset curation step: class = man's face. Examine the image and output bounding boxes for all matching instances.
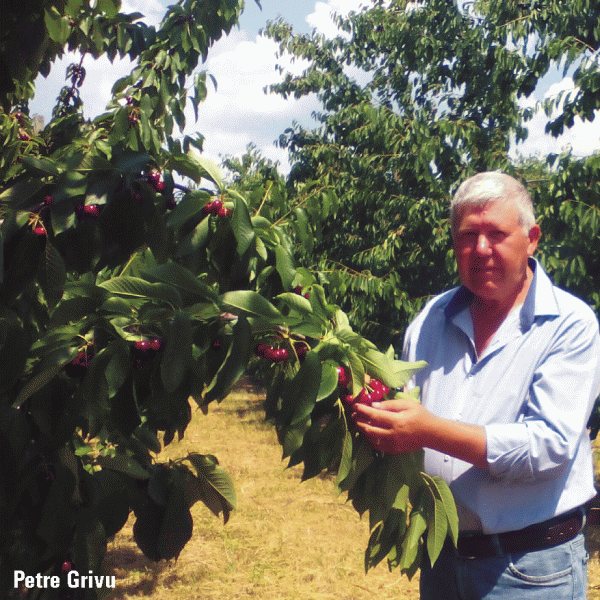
[453,200,541,307]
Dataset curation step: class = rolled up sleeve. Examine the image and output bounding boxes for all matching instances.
[486,314,600,482]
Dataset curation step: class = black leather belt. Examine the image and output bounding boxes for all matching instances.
[456,508,584,559]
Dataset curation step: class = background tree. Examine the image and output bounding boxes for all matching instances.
[262,0,600,349]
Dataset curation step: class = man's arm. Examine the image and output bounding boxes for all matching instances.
[351,399,489,470]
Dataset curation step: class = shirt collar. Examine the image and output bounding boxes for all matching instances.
[444,257,560,330]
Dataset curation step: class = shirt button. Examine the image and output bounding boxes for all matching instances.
[444,455,450,462]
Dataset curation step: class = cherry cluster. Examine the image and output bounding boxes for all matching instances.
[336,366,390,406]
[76,203,101,219]
[33,223,47,237]
[254,341,308,364]
[131,338,163,368]
[203,198,231,218]
[292,285,310,299]
[147,171,165,193]
[63,339,164,376]
[64,350,92,378]
[29,195,54,236]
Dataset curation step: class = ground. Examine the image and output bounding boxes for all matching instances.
[101,379,600,599]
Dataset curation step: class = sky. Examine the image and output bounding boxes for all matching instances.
[28,0,600,175]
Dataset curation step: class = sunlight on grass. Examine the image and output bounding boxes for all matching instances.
[101,379,600,599]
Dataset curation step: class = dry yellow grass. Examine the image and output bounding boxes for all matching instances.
[101,379,600,599]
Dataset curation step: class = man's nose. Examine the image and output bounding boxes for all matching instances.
[475,234,491,254]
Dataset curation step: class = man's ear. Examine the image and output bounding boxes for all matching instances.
[528,223,541,255]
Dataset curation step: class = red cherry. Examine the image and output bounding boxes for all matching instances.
[369,379,388,401]
[354,388,372,406]
[294,342,308,362]
[61,560,73,573]
[304,292,310,299]
[64,350,89,377]
[134,340,152,352]
[336,366,351,390]
[340,394,355,406]
[19,131,30,141]
[254,343,271,358]
[83,204,101,217]
[217,206,230,218]
[149,338,163,351]
[210,199,223,215]
[272,348,288,363]
[33,225,47,237]
[293,286,303,295]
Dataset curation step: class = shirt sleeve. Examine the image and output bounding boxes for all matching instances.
[486,310,600,482]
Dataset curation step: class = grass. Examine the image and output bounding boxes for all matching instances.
[101,379,600,599]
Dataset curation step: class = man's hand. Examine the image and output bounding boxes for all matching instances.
[350,397,489,470]
[351,398,432,454]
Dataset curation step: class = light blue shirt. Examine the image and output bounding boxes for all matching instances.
[402,258,600,534]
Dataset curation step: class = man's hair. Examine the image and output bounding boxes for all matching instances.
[451,171,536,235]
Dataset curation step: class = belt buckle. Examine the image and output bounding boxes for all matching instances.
[457,533,505,560]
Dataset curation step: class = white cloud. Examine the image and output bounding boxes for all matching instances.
[121,0,165,26]
[512,75,600,159]
[182,30,319,173]
[29,2,163,122]
[306,0,368,38]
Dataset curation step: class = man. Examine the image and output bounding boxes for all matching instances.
[352,172,600,599]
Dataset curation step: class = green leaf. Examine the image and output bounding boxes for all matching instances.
[365,507,405,572]
[66,0,84,17]
[161,312,193,393]
[423,473,458,547]
[400,498,427,573]
[0,180,45,206]
[44,7,71,44]
[346,349,365,396]
[317,362,339,400]
[158,477,193,561]
[96,0,121,18]
[142,262,220,305]
[182,453,236,523]
[274,244,296,291]
[13,346,79,408]
[203,315,252,404]
[276,292,313,316]
[361,348,426,390]
[286,350,322,426]
[426,495,448,567]
[37,240,67,295]
[99,276,181,306]
[20,156,63,177]
[96,453,150,480]
[221,290,285,323]
[336,425,353,481]
[176,215,211,259]
[165,190,212,230]
[184,150,224,191]
[231,194,255,255]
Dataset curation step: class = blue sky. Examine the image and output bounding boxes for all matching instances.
[28,1,600,175]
